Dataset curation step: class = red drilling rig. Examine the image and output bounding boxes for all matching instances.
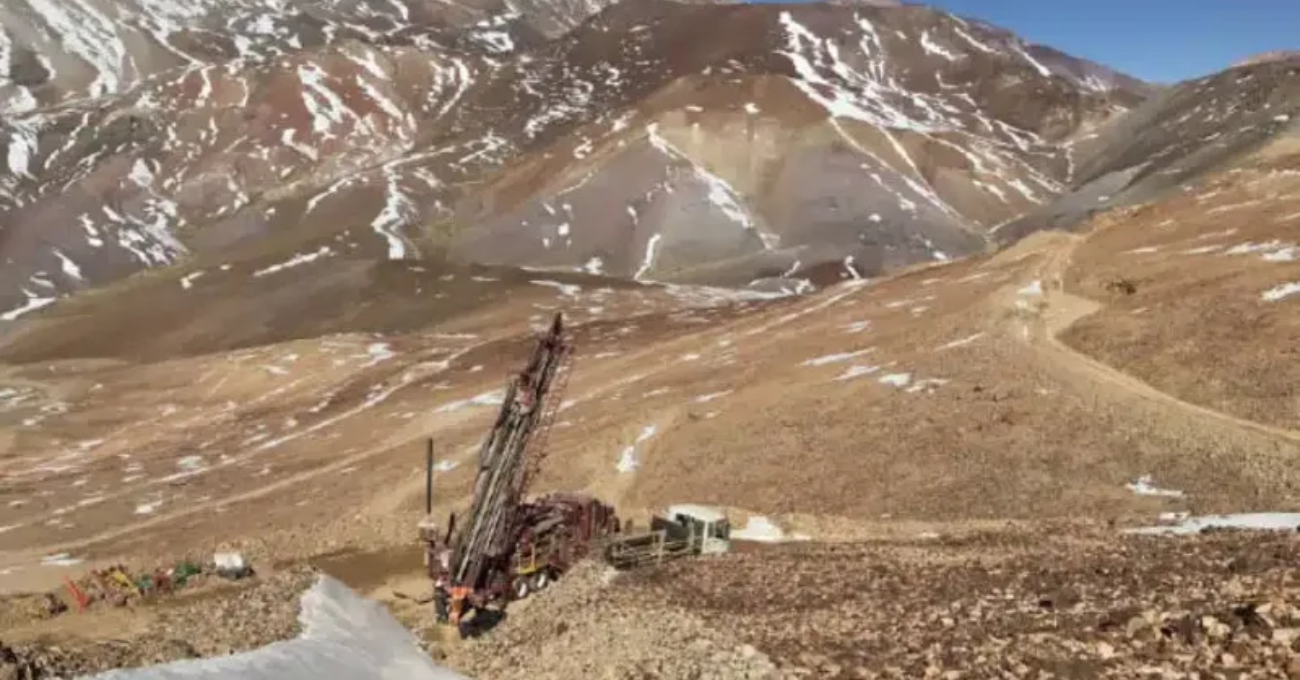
[419,312,620,633]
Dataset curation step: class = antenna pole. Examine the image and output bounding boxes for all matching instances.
[425,438,434,515]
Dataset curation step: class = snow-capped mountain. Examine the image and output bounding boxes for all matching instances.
[0,0,1172,322]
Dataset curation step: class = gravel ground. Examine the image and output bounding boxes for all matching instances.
[626,532,1300,679]
[442,560,794,680]
[0,568,316,679]
[8,531,1300,680]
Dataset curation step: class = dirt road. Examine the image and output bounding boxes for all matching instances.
[1003,232,1300,444]
[987,232,1300,502]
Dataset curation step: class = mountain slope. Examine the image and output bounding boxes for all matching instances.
[0,0,1148,324]
[442,2,1145,286]
[0,0,627,114]
[996,56,1300,243]
[2,170,1297,588]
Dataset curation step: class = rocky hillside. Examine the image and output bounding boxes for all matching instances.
[996,55,1300,243]
[0,0,627,112]
[442,2,1146,288]
[1237,50,1300,68]
[0,0,1148,324]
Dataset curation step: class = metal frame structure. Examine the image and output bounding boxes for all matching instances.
[424,312,577,626]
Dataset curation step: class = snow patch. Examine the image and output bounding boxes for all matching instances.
[878,373,912,387]
[615,425,659,474]
[905,378,949,394]
[1018,280,1043,296]
[436,390,505,413]
[253,247,333,277]
[803,349,874,366]
[834,365,879,381]
[1126,513,1300,536]
[1224,240,1296,262]
[732,516,809,543]
[1125,475,1184,498]
[180,271,205,289]
[919,31,961,62]
[1,289,58,321]
[1261,281,1300,302]
[692,391,732,404]
[53,250,84,282]
[635,233,662,281]
[363,343,396,367]
[135,500,162,515]
[937,332,984,350]
[530,280,581,297]
[41,553,83,567]
[372,171,416,259]
[1262,247,1296,263]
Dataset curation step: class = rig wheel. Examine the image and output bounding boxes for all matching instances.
[511,576,530,600]
[531,570,551,592]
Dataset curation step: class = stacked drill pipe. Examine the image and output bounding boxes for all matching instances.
[447,312,571,593]
[512,495,620,574]
[515,497,583,552]
[519,500,577,543]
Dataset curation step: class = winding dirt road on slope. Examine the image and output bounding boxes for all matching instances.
[998,232,1300,446]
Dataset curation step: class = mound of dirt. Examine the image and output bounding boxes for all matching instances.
[442,560,792,680]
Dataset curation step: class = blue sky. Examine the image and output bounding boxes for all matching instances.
[751,0,1298,84]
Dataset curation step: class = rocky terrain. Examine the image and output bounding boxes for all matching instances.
[1,0,1299,678]
[9,529,1300,680]
[621,530,1300,680]
[1,568,315,678]
[442,559,796,680]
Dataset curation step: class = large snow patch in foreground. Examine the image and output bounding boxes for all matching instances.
[89,575,471,680]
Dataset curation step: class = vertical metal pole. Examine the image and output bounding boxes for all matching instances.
[425,438,434,516]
